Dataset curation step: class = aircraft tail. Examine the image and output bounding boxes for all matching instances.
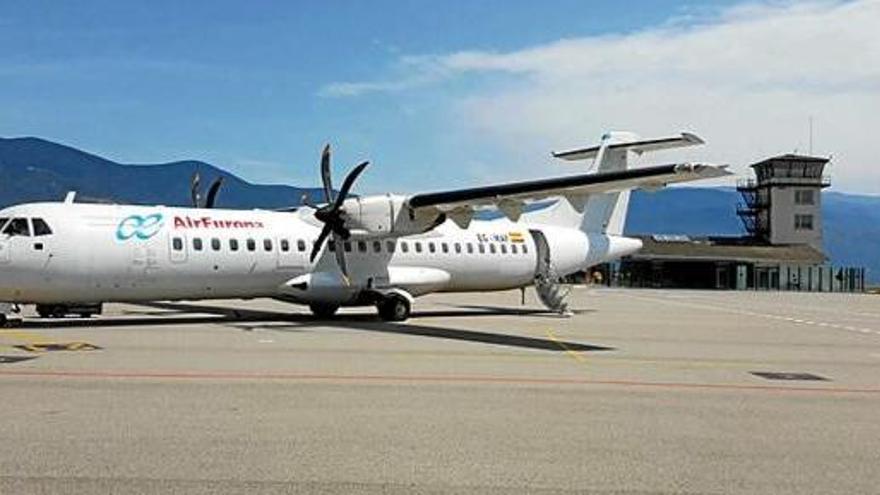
[523,131,704,234]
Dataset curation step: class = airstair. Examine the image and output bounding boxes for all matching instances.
[534,263,572,316]
[529,229,572,316]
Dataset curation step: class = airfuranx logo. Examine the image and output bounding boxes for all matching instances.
[116,213,164,241]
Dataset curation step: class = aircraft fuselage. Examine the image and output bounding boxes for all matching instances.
[0,202,639,306]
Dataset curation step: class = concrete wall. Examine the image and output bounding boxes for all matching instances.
[769,186,823,250]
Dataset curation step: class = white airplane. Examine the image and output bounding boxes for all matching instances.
[0,132,728,323]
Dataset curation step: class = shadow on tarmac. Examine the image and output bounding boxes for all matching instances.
[18,301,614,353]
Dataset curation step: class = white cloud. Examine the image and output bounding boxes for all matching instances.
[321,1,880,193]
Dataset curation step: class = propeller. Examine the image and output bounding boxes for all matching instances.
[204,176,223,208]
[308,144,369,282]
[190,171,224,208]
[190,172,201,207]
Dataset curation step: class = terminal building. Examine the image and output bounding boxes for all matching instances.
[614,154,866,292]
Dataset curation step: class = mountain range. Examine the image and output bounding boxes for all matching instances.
[0,137,323,208]
[1,136,877,282]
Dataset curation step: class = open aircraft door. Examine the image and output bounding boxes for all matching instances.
[529,229,551,276]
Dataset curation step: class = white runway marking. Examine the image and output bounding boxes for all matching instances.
[618,292,879,338]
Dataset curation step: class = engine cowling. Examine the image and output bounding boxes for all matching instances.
[340,194,442,238]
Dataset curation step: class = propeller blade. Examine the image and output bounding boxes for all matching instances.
[309,224,333,262]
[332,233,350,283]
[204,177,223,209]
[309,145,368,285]
[332,161,369,211]
[190,172,201,207]
[320,144,333,204]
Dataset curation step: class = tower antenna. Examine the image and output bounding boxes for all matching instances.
[809,116,814,155]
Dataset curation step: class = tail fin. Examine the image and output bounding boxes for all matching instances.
[524,131,704,234]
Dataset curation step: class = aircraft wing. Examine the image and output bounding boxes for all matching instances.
[407,162,730,213]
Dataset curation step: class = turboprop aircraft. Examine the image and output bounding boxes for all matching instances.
[0,131,728,323]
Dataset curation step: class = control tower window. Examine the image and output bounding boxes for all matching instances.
[3,218,30,237]
[795,214,814,230]
[795,190,815,205]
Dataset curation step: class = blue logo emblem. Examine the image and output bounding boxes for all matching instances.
[116,213,164,241]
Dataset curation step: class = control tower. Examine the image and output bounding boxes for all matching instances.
[736,154,830,251]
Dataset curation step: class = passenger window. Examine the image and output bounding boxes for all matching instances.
[415,242,423,253]
[193,238,203,251]
[401,241,409,253]
[441,243,449,254]
[373,241,381,253]
[454,243,461,254]
[229,239,239,251]
[172,237,183,251]
[211,238,221,251]
[467,243,473,254]
[344,241,352,253]
[3,218,30,237]
[263,239,273,251]
[281,239,290,252]
[32,218,53,236]
[358,241,367,253]
[478,243,485,254]
[428,242,436,253]
[386,240,396,253]
[522,244,528,254]
[246,238,256,251]
[511,244,518,254]
[489,244,496,254]
[297,239,307,252]
[500,244,507,254]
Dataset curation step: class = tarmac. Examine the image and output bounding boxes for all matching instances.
[1,288,879,494]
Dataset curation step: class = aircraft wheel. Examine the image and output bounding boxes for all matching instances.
[36,305,58,318]
[378,295,410,322]
[309,304,339,318]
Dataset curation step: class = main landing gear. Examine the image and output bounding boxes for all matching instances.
[307,293,412,322]
[35,303,102,319]
[376,293,411,322]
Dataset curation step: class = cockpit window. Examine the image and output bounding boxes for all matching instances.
[0,218,8,232]
[2,218,30,237]
[32,218,53,236]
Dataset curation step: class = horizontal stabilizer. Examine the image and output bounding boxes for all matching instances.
[552,132,704,161]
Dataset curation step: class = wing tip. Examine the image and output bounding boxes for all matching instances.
[675,162,733,178]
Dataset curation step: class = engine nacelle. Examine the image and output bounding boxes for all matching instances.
[341,194,442,238]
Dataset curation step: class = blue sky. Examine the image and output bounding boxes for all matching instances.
[2,1,878,194]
